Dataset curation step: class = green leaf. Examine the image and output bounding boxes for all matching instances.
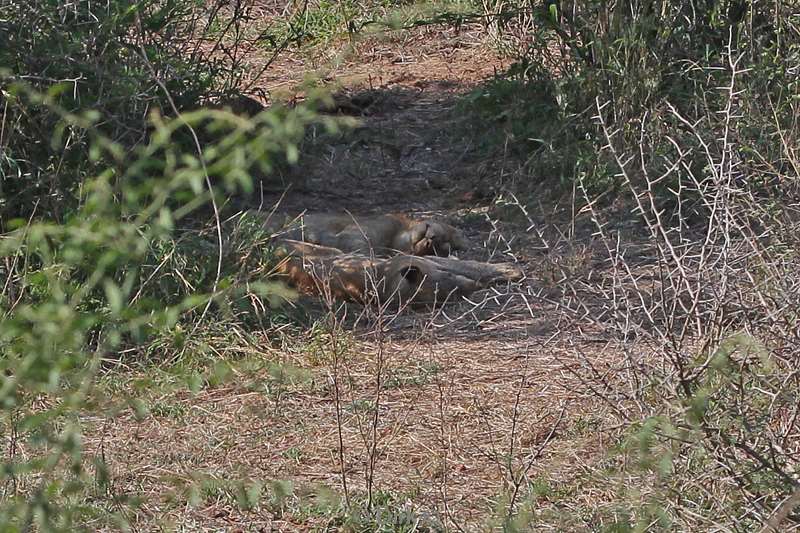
[104,280,124,314]
[129,398,150,421]
[286,143,299,164]
[187,373,203,394]
[158,207,174,232]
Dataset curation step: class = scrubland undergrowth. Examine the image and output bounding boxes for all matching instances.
[1,0,799,530]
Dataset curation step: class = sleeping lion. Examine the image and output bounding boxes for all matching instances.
[275,239,522,307]
[277,212,468,257]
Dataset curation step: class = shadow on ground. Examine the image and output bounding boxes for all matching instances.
[250,83,500,216]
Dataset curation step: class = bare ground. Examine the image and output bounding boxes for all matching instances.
[81,30,627,532]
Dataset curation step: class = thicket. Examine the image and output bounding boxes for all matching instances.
[466,2,799,197]
[0,0,329,527]
[468,1,800,529]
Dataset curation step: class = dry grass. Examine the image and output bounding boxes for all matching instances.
[81,305,630,530]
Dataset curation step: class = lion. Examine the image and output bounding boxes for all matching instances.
[275,239,523,307]
[278,212,468,257]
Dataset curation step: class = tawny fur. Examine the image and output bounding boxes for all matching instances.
[278,212,468,257]
[275,239,523,306]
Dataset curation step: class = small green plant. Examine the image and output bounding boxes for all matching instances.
[384,360,442,389]
[348,398,376,414]
[184,474,265,511]
[279,485,443,532]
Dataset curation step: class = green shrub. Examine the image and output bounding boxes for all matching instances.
[0,0,252,221]
[469,2,800,530]
[463,1,800,198]
[0,78,319,527]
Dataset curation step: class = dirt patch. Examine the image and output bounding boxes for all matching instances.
[250,43,507,217]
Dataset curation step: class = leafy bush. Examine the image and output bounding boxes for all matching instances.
[0,0,258,221]
[472,2,800,529]
[0,71,322,526]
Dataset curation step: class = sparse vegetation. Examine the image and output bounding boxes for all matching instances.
[2,0,799,530]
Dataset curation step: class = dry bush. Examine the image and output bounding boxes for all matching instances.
[531,37,800,530]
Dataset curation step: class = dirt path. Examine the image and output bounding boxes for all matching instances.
[258,42,506,217]
[83,36,622,532]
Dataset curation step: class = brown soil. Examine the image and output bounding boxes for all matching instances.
[233,24,507,213]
